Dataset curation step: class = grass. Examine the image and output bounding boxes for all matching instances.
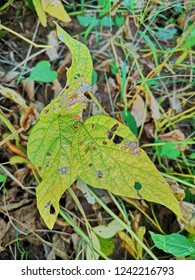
[0,0,194,260]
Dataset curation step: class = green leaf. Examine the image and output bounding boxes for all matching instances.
[121,110,138,135]
[0,174,7,183]
[100,16,113,27]
[154,28,177,40]
[150,232,195,257]
[178,26,195,49]
[71,115,182,218]
[110,62,119,75]
[189,153,195,159]
[77,15,94,27]
[97,236,115,256]
[27,23,93,229]
[27,60,58,83]
[114,16,125,27]
[157,142,180,159]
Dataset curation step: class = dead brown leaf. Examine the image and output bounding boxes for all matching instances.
[22,80,35,101]
[11,167,29,186]
[144,122,155,138]
[178,201,195,234]
[167,179,185,201]
[46,30,59,62]
[148,94,161,120]
[20,107,39,131]
[131,94,145,127]
[158,129,188,151]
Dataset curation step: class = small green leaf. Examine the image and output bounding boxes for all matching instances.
[189,153,195,159]
[157,142,180,159]
[71,115,182,218]
[77,15,94,27]
[92,69,98,85]
[114,16,125,27]
[0,174,7,183]
[154,28,177,40]
[150,232,195,257]
[100,16,113,27]
[121,110,138,135]
[98,236,115,256]
[110,62,119,75]
[27,60,58,83]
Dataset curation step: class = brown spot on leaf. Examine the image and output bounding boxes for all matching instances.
[84,146,90,154]
[38,166,42,171]
[93,146,97,151]
[46,152,51,156]
[120,140,141,157]
[88,163,93,168]
[102,140,107,145]
[96,170,103,179]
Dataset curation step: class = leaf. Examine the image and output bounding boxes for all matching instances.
[0,174,7,183]
[97,236,115,256]
[77,15,94,27]
[71,115,182,218]
[154,28,177,40]
[32,0,47,27]
[76,178,95,204]
[93,220,125,239]
[121,110,138,135]
[150,232,195,257]
[178,26,195,49]
[41,0,71,23]
[118,231,137,258]
[114,16,125,27]
[27,23,93,229]
[100,16,113,27]
[0,85,29,110]
[27,61,58,83]
[157,142,180,159]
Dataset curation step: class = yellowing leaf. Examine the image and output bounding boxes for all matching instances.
[117,231,137,258]
[27,24,93,229]
[33,0,71,27]
[41,0,71,23]
[135,226,146,259]
[93,220,125,239]
[71,115,182,218]
[33,0,47,27]
[0,85,29,110]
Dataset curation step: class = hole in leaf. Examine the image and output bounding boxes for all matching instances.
[134,182,142,190]
[88,163,93,168]
[108,131,113,140]
[113,134,123,144]
[50,204,55,215]
[102,140,107,145]
[96,170,103,179]
[111,123,119,132]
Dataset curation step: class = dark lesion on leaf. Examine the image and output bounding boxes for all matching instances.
[46,152,52,156]
[50,204,55,215]
[96,170,103,179]
[107,130,113,140]
[88,163,93,168]
[44,109,49,114]
[112,134,123,144]
[102,140,107,145]
[84,146,90,154]
[111,123,119,132]
[91,124,95,129]
[92,146,97,151]
[73,121,80,129]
